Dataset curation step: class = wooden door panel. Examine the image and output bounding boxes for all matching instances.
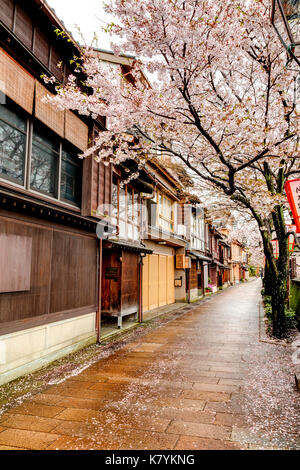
[149,254,159,310]
[158,255,167,307]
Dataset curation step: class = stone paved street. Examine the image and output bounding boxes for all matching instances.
[0,279,299,450]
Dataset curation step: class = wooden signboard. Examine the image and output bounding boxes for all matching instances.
[105,267,120,281]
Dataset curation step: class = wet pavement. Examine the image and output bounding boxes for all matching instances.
[0,279,299,450]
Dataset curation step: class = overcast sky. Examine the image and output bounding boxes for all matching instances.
[47,0,115,50]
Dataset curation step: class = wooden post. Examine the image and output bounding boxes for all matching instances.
[96,238,103,343]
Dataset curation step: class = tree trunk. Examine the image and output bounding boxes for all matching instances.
[263,260,273,296]
[271,272,287,338]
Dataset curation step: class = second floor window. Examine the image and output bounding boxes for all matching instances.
[31,125,59,197]
[0,100,82,207]
[191,208,205,251]
[157,192,174,232]
[0,103,27,185]
[112,176,140,242]
[60,148,82,204]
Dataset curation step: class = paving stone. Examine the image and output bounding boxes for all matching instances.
[55,407,171,433]
[45,436,119,450]
[218,378,243,386]
[31,393,65,405]
[204,402,231,413]
[0,428,60,450]
[0,414,62,433]
[191,377,220,385]
[7,403,66,418]
[173,410,216,424]
[192,383,240,393]
[47,421,121,448]
[118,429,179,450]
[88,382,128,392]
[214,413,246,427]
[174,435,243,450]
[152,398,206,411]
[182,390,231,402]
[55,397,109,411]
[166,420,232,440]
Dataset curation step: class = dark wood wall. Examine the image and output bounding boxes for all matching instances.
[121,251,139,313]
[101,249,121,313]
[0,214,98,328]
[101,249,139,315]
[190,260,198,290]
[82,150,112,219]
[0,0,69,82]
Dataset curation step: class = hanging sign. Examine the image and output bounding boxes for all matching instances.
[284,179,300,233]
[286,224,296,252]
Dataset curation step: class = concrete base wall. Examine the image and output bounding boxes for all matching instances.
[0,312,97,386]
[190,288,204,302]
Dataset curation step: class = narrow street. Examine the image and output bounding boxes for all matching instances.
[0,280,299,450]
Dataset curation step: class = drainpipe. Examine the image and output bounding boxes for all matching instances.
[96,237,103,344]
[139,253,147,322]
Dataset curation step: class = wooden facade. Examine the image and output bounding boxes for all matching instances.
[0,213,97,332]
[0,0,107,386]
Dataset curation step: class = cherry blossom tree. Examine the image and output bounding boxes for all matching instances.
[46,0,300,337]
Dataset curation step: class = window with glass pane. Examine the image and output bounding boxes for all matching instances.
[60,148,82,204]
[31,125,59,197]
[127,187,133,221]
[112,177,118,220]
[0,103,26,184]
[158,192,174,231]
[133,191,139,222]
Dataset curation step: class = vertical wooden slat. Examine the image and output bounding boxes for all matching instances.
[14,0,33,49]
[158,255,167,307]
[0,0,15,29]
[167,255,175,304]
[149,254,159,310]
[142,254,149,312]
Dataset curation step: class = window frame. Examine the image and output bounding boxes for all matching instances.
[0,100,29,187]
[112,176,141,241]
[156,190,175,232]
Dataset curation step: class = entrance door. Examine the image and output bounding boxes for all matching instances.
[142,254,174,312]
[101,249,121,314]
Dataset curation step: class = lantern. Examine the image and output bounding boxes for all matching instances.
[271,0,300,66]
[286,224,296,252]
[288,233,295,251]
[271,239,279,259]
[284,179,300,232]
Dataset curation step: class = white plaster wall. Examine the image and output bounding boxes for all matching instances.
[0,312,97,386]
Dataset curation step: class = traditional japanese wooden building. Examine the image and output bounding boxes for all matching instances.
[0,0,116,385]
[180,201,212,302]
[141,162,187,313]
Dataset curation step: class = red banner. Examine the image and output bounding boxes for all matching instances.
[284,179,300,233]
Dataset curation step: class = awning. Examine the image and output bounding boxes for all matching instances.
[188,251,212,263]
[104,239,153,254]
